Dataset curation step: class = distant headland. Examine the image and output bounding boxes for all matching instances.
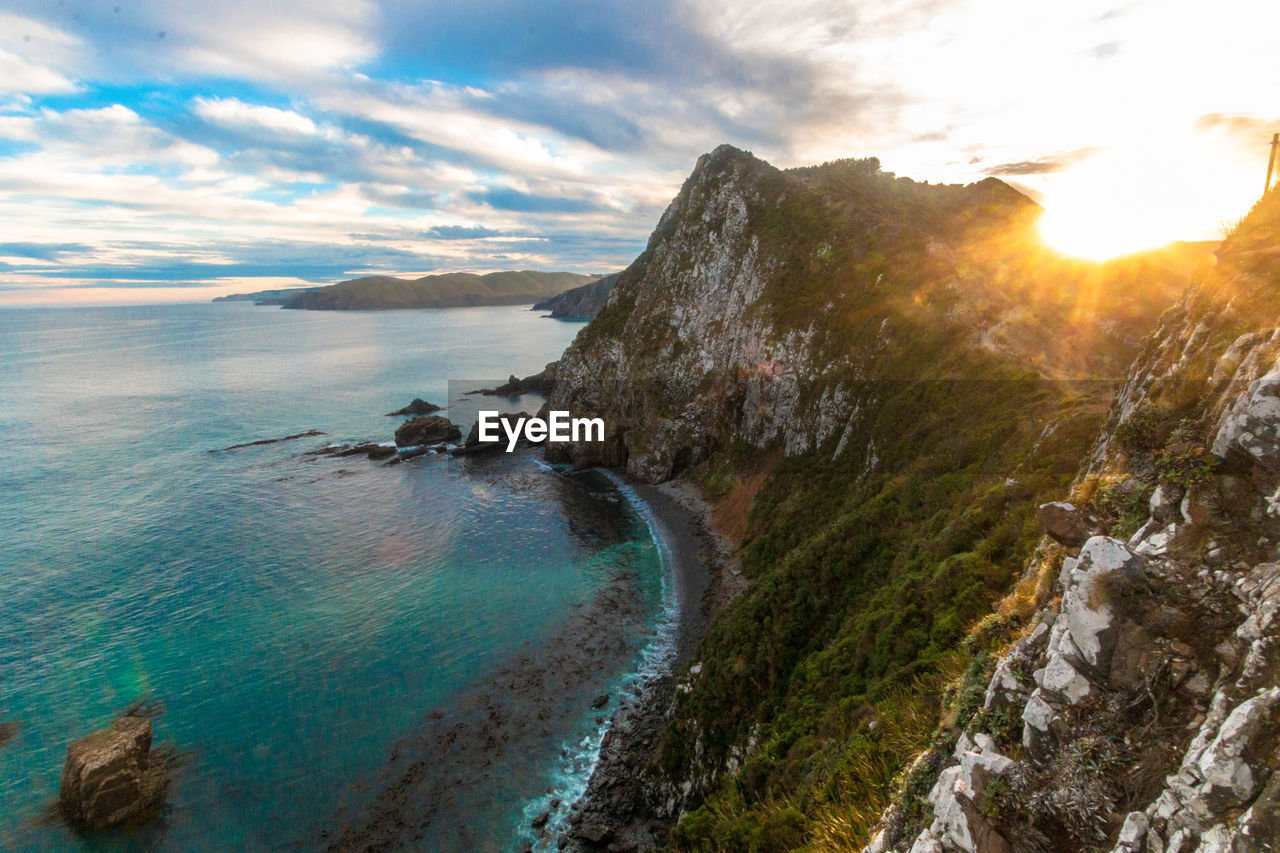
[213,270,596,310]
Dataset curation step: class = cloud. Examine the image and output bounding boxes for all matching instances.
[424,225,503,239]
[1,0,1278,303]
[470,187,606,214]
[0,12,82,95]
[193,97,319,136]
[5,0,378,82]
[987,148,1100,176]
[1195,113,1279,138]
[0,241,90,261]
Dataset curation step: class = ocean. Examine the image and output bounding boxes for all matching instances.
[0,302,673,851]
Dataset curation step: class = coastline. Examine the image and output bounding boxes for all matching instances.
[560,477,743,852]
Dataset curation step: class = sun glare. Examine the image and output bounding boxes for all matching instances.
[1035,137,1258,262]
[1039,200,1177,261]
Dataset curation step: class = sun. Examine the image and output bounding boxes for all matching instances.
[1039,200,1177,261]
[1036,152,1191,261]
[1033,139,1252,262]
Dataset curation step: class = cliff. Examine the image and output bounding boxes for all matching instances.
[532,273,621,318]
[548,144,1195,480]
[864,188,1280,852]
[280,270,593,310]
[545,145,1232,850]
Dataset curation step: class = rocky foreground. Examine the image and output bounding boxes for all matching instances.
[864,193,1280,852]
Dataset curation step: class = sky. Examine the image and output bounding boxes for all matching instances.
[0,0,1277,305]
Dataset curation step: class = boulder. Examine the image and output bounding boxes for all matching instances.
[394,415,461,448]
[60,716,167,829]
[578,821,614,845]
[386,398,442,416]
[1058,537,1146,674]
[1036,501,1097,547]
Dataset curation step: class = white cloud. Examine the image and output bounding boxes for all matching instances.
[0,13,83,95]
[0,49,77,95]
[193,97,320,136]
[136,0,377,80]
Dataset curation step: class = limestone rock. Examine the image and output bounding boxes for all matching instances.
[59,716,167,829]
[1058,537,1146,675]
[1212,360,1280,473]
[1113,811,1149,852]
[1196,688,1280,808]
[919,742,1013,853]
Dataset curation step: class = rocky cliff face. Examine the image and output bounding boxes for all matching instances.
[867,190,1280,853]
[546,145,1216,850]
[549,144,1191,483]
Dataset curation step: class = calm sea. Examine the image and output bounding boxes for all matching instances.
[0,303,671,851]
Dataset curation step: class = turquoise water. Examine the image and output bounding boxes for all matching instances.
[0,303,670,851]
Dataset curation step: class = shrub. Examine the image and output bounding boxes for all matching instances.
[1154,424,1219,488]
[1115,400,1176,454]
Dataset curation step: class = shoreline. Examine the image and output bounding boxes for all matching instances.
[559,476,743,852]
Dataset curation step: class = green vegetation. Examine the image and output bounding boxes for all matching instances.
[664,372,1105,850]
[1154,424,1219,488]
[280,270,594,310]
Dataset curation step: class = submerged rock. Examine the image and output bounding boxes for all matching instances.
[209,429,326,453]
[394,415,461,448]
[0,721,19,748]
[59,715,167,829]
[313,442,397,460]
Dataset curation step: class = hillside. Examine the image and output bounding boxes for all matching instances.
[544,145,1214,850]
[532,273,621,318]
[865,179,1280,853]
[280,270,594,310]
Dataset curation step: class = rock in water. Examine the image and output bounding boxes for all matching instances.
[60,716,167,829]
[386,398,442,416]
[1035,501,1096,547]
[448,412,532,456]
[394,415,461,447]
[474,363,557,396]
[0,721,19,748]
